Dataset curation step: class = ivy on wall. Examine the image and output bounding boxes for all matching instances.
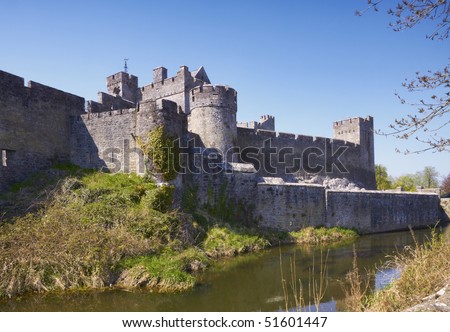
[137,126,180,182]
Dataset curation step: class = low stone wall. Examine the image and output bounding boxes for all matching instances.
[185,166,441,234]
[326,190,441,234]
[256,183,326,231]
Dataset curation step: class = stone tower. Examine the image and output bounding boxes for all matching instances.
[106,72,138,103]
[333,116,375,186]
[188,85,237,156]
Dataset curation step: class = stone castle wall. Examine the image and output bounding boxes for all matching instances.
[140,66,204,114]
[0,66,441,235]
[194,170,441,234]
[70,99,186,173]
[0,70,85,191]
[256,183,326,230]
[326,190,441,234]
[236,127,376,188]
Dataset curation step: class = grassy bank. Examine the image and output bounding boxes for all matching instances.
[342,229,450,311]
[0,166,357,299]
[365,230,450,311]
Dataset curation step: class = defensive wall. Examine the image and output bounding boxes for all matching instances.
[0,70,85,192]
[70,99,186,173]
[325,190,441,233]
[236,126,376,189]
[194,169,442,234]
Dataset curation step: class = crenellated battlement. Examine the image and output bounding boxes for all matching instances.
[190,84,237,110]
[236,127,357,147]
[0,71,85,116]
[191,84,237,97]
[333,116,373,128]
[238,114,275,131]
[79,107,137,120]
[260,114,274,121]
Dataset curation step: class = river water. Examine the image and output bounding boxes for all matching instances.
[0,226,447,312]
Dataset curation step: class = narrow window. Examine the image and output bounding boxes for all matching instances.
[2,150,7,167]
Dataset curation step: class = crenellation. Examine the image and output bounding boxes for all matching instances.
[237,114,275,131]
[256,129,276,138]
[153,66,167,82]
[296,135,314,143]
[277,132,296,139]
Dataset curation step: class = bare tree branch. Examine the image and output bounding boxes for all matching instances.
[359,0,450,153]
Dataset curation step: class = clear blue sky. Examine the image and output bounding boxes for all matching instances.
[1,0,448,179]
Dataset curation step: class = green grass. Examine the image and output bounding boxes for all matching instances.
[202,226,270,257]
[117,248,209,292]
[289,226,358,245]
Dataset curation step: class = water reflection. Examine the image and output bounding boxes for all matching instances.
[374,268,401,290]
[0,225,447,312]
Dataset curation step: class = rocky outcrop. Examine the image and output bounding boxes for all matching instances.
[407,282,450,312]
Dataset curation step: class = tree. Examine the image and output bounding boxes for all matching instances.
[357,0,450,153]
[393,175,417,192]
[415,166,440,188]
[441,173,450,195]
[375,164,393,190]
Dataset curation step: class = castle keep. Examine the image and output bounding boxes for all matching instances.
[0,66,442,233]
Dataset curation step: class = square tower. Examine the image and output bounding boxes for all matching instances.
[106,72,138,102]
[333,116,375,171]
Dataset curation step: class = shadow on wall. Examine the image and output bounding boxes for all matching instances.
[70,116,109,172]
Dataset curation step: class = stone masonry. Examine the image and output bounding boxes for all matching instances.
[0,65,444,233]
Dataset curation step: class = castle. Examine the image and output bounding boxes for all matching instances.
[0,66,442,233]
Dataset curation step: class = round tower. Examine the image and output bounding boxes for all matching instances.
[188,84,237,155]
